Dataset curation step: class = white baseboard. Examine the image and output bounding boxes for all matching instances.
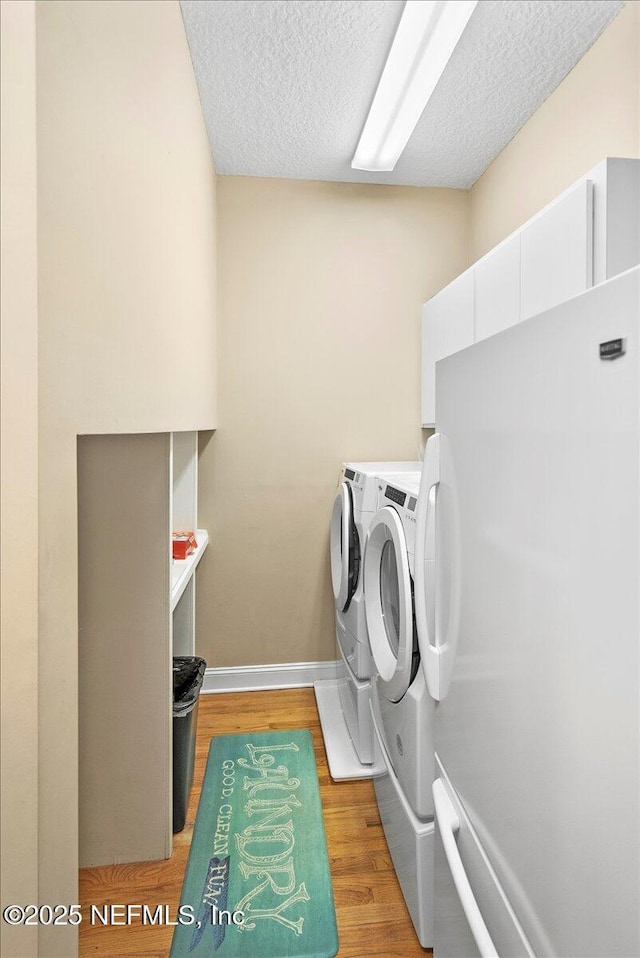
[201,660,338,694]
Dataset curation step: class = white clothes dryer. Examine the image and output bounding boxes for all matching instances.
[330,462,421,680]
[333,464,421,766]
[364,473,436,818]
[317,462,420,776]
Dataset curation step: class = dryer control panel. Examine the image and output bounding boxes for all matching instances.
[383,485,417,512]
[384,484,406,507]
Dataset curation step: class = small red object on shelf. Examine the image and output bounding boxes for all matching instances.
[172,531,197,560]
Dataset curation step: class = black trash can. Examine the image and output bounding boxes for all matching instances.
[173,656,206,833]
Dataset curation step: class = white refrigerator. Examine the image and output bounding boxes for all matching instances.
[415,266,640,957]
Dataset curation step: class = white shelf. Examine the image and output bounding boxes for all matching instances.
[314,678,384,781]
[171,528,209,612]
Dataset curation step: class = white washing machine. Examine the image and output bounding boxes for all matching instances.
[330,462,421,680]
[315,461,420,778]
[364,472,437,947]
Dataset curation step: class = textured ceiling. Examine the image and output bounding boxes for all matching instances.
[180,0,624,189]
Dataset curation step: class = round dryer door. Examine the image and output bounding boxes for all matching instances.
[330,482,360,613]
[364,506,415,702]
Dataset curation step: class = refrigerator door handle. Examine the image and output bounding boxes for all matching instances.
[415,433,442,698]
[416,432,461,701]
[433,779,499,958]
[434,431,462,701]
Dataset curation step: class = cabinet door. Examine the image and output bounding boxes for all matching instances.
[422,270,474,428]
[520,180,593,321]
[595,157,640,284]
[474,233,521,342]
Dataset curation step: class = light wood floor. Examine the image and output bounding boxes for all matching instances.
[79,687,431,957]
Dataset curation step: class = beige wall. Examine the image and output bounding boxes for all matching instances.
[198,177,468,668]
[35,2,217,953]
[0,3,39,957]
[470,1,640,260]
[37,0,218,436]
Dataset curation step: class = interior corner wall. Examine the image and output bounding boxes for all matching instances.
[35,2,217,954]
[0,3,39,957]
[470,0,640,261]
[197,176,469,669]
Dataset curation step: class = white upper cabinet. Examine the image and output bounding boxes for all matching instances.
[422,269,474,427]
[520,179,593,321]
[439,269,475,359]
[421,158,640,428]
[474,232,521,341]
[591,157,640,285]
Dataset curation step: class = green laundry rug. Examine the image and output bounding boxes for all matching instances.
[170,729,338,958]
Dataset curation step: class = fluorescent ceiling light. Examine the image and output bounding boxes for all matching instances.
[352,0,478,172]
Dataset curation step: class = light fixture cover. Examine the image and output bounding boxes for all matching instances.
[352,0,478,172]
